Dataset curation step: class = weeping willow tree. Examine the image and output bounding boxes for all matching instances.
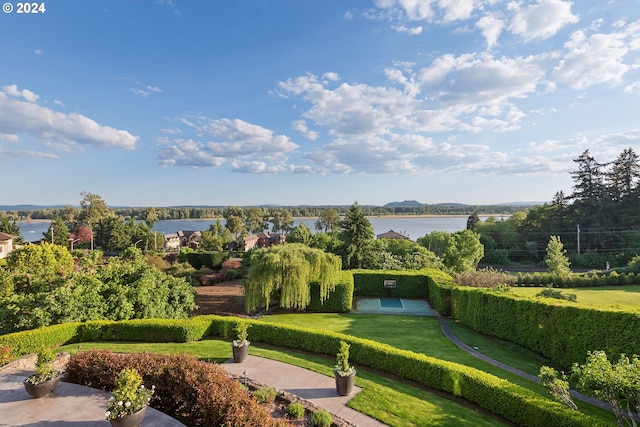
[244,244,341,312]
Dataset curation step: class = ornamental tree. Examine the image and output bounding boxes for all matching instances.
[244,244,341,312]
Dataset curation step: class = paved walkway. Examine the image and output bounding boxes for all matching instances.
[221,356,388,427]
[0,356,185,426]
[436,313,612,412]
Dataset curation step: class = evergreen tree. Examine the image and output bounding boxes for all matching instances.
[466,212,480,230]
[43,216,69,246]
[544,235,571,277]
[339,202,375,269]
[0,216,22,243]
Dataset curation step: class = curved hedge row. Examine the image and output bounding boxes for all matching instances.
[0,315,602,427]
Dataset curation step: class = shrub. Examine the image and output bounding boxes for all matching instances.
[0,345,12,366]
[310,409,332,427]
[454,267,516,288]
[65,350,288,427]
[224,269,238,281]
[287,402,305,419]
[536,288,577,302]
[254,386,277,404]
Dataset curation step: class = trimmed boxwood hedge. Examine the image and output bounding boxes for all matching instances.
[0,314,603,426]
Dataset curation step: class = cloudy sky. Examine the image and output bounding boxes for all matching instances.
[1,0,639,207]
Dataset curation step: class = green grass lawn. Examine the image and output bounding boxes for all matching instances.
[57,339,503,427]
[54,312,619,426]
[509,285,640,307]
[258,313,616,424]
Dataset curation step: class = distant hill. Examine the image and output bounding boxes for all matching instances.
[0,204,69,211]
[384,200,425,208]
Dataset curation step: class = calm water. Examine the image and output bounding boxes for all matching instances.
[18,216,499,243]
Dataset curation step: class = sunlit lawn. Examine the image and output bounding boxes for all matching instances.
[57,339,503,427]
[258,313,615,423]
[55,311,618,425]
[509,285,640,307]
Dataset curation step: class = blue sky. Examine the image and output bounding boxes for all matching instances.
[1,0,639,207]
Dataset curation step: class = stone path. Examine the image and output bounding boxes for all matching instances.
[221,356,388,427]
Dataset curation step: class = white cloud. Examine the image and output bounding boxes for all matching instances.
[158,139,225,167]
[129,85,162,97]
[393,25,423,35]
[53,99,65,107]
[625,81,640,94]
[507,0,579,41]
[157,116,299,171]
[292,120,320,140]
[552,25,635,89]
[3,84,39,102]
[476,13,505,49]
[0,85,138,155]
[34,49,43,55]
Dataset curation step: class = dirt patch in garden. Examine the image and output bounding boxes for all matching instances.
[194,280,247,316]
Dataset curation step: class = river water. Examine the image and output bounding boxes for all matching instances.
[18,216,501,243]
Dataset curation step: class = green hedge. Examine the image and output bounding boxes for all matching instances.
[351,269,432,298]
[307,271,354,313]
[428,284,640,368]
[516,271,639,287]
[0,316,603,426]
[186,251,229,270]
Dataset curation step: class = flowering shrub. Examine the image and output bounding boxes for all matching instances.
[105,368,154,420]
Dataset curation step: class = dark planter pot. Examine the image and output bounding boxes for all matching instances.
[232,344,249,363]
[109,406,147,427]
[23,375,61,399]
[334,369,355,396]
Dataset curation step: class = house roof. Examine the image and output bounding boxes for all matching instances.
[376,230,413,241]
[0,232,16,241]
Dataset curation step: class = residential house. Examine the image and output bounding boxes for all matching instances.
[163,233,181,252]
[376,230,414,242]
[240,232,286,251]
[0,232,15,259]
[177,230,201,249]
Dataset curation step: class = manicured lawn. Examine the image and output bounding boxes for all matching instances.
[57,339,504,427]
[258,313,615,423]
[509,285,640,306]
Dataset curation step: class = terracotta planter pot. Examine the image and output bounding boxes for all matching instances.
[109,406,147,427]
[334,369,355,396]
[23,375,61,398]
[232,344,249,363]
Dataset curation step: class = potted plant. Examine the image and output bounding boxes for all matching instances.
[23,346,62,398]
[105,367,155,427]
[334,340,356,396]
[232,321,250,363]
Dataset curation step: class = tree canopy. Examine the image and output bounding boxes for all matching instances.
[244,244,341,312]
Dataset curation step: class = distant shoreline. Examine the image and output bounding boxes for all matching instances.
[17,213,508,223]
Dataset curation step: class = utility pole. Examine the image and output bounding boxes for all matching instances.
[577,224,581,255]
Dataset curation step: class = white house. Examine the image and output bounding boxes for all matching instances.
[0,232,15,259]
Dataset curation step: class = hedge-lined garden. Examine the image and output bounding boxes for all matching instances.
[0,315,603,427]
[426,282,640,368]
